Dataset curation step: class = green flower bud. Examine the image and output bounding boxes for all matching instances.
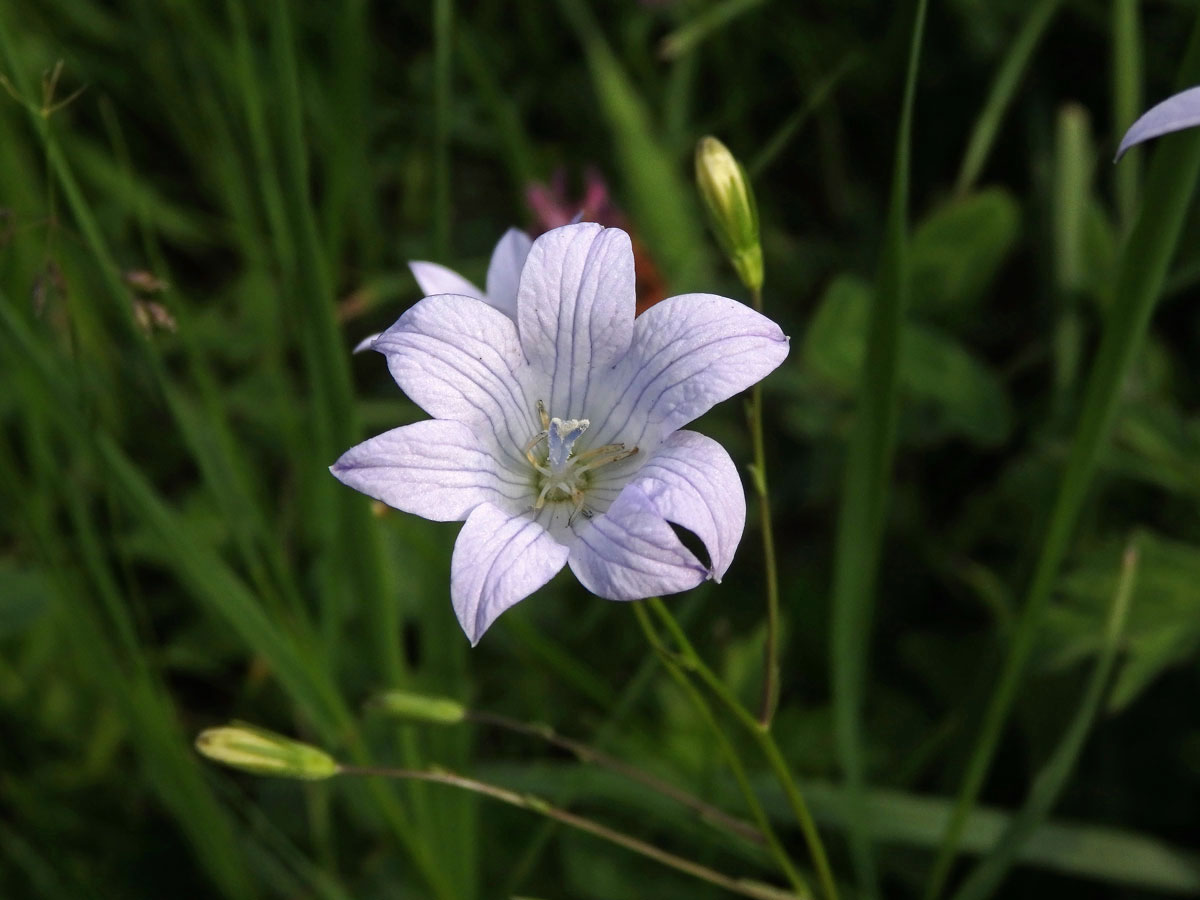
[694,136,764,294]
[372,690,466,725]
[195,722,339,780]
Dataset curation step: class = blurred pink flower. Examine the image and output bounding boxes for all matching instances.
[526,168,668,314]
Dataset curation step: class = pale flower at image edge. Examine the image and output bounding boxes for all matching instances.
[332,222,789,644]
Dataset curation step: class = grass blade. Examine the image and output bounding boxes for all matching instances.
[949,544,1138,900]
[555,0,710,289]
[485,762,1200,895]
[829,1,929,895]
[658,0,767,61]
[926,13,1200,898]
[1112,0,1143,228]
[955,0,1061,196]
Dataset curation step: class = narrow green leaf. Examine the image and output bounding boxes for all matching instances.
[1053,104,1094,295]
[658,0,766,61]
[830,2,929,896]
[1112,0,1143,227]
[555,0,709,289]
[927,14,1200,897]
[950,544,1137,900]
[955,0,1062,195]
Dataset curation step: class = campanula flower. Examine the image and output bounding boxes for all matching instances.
[333,223,788,644]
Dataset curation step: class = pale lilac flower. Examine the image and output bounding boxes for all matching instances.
[1115,84,1200,161]
[353,228,533,352]
[332,222,789,644]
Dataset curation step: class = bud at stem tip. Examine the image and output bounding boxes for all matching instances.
[695,136,764,294]
[195,722,339,780]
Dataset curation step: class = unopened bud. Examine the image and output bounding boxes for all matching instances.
[694,136,763,293]
[372,690,466,725]
[195,722,339,780]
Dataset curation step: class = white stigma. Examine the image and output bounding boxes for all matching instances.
[546,417,589,473]
[524,402,638,518]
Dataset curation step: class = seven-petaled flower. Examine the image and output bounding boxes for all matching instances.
[332,222,789,644]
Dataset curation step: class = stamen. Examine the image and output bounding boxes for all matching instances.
[523,431,550,475]
[525,401,640,518]
[571,443,638,471]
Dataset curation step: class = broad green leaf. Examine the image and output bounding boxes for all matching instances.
[804,275,1013,445]
[910,188,1019,319]
[1050,532,1200,710]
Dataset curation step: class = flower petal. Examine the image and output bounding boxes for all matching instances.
[352,332,381,354]
[568,485,708,601]
[373,294,537,467]
[330,419,529,522]
[517,223,635,418]
[485,228,533,320]
[621,430,745,581]
[1115,85,1200,161]
[452,502,569,644]
[409,261,484,300]
[589,292,789,447]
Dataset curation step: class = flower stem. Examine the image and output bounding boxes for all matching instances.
[648,599,839,900]
[633,603,812,899]
[747,283,782,727]
[466,709,764,845]
[338,763,800,900]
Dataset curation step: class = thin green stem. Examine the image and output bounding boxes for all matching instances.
[633,605,812,899]
[747,284,782,727]
[339,764,800,900]
[647,600,840,900]
[467,709,764,845]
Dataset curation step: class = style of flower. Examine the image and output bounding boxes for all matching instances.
[332,222,789,644]
[353,228,533,352]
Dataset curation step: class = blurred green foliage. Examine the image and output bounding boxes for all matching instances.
[2,0,1200,898]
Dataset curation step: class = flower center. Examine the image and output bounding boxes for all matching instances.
[524,401,637,519]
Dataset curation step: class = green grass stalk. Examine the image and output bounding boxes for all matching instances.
[949,543,1137,900]
[829,1,929,896]
[342,763,801,900]
[648,600,839,900]
[747,283,782,726]
[634,604,813,899]
[466,707,767,846]
[954,0,1061,196]
[1112,0,1143,229]
[925,14,1200,898]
